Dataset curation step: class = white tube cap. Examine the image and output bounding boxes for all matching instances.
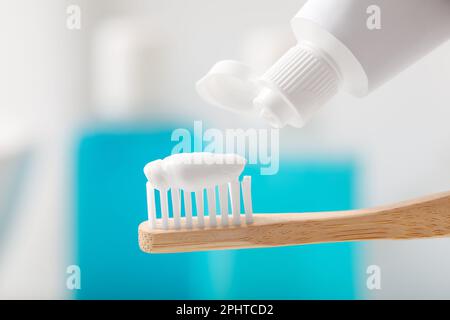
[196,60,259,114]
[197,44,340,128]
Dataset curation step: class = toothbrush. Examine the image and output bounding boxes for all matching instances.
[139,153,450,254]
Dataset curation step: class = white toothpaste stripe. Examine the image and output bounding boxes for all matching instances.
[144,152,246,191]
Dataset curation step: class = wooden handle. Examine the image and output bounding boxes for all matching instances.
[138,191,450,253]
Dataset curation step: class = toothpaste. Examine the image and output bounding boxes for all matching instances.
[143,152,246,191]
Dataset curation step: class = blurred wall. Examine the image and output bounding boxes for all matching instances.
[0,0,89,298]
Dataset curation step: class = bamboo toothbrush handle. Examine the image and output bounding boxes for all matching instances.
[139,191,450,253]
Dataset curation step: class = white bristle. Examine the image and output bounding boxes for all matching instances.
[218,183,229,226]
[207,187,217,227]
[184,190,193,229]
[195,190,205,228]
[242,176,253,224]
[160,189,169,230]
[171,188,181,229]
[146,182,157,229]
[145,173,254,230]
[229,180,241,226]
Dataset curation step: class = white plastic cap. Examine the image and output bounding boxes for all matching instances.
[196,60,259,114]
[196,43,341,128]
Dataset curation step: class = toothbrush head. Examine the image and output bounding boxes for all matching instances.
[142,152,253,231]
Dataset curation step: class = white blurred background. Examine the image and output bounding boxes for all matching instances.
[0,0,449,299]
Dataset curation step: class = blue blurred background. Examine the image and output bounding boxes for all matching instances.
[1,0,450,299]
[75,124,357,299]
